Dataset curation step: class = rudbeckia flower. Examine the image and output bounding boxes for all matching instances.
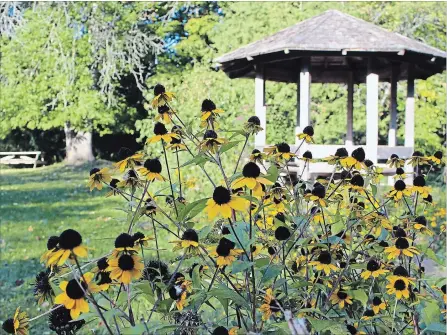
[360,259,389,280]
[264,142,295,161]
[143,197,158,216]
[249,149,265,163]
[113,153,144,172]
[305,184,327,207]
[34,269,54,305]
[387,154,405,168]
[297,125,314,143]
[274,226,291,241]
[147,122,179,145]
[40,235,60,263]
[151,84,175,108]
[407,151,429,167]
[371,296,387,314]
[168,274,192,311]
[428,150,443,164]
[132,231,153,247]
[204,186,249,219]
[107,253,144,284]
[300,150,315,163]
[2,307,29,335]
[117,169,143,189]
[387,180,411,201]
[259,288,282,320]
[309,251,337,275]
[111,233,137,257]
[199,130,226,154]
[323,147,348,165]
[384,236,419,259]
[412,216,433,236]
[47,229,88,266]
[340,148,366,170]
[139,158,166,181]
[348,173,366,193]
[346,323,366,335]
[166,136,186,151]
[200,99,223,127]
[361,309,376,320]
[93,257,112,291]
[244,116,263,135]
[171,229,200,251]
[386,277,411,299]
[105,178,121,197]
[155,104,174,124]
[212,326,238,335]
[88,167,112,191]
[231,162,273,195]
[411,175,430,197]
[49,304,85,334]
[55,272,98,319]
[393,167,408,180]
[211,238,243,267]
[329,290,353,309]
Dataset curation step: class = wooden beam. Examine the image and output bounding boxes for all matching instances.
[388,64,399,146]
[366,59,379,163]
[346,72,354,146]
[255,65,266,146]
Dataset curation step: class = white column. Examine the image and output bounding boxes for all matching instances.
[404,65,415,149]
[295,62,300,144]
[366,60,379,163]
[346,72,354,147]
[388,64,398,146]
[255,65,266,147]
[296,58,311,137]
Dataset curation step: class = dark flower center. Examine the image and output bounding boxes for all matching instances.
[216,244,231,257]
[379,241,389,247]
[442,285,446,294]
[47,236,60,250]
[396,168,405,175]
[182,229,199,243]
[66,279,87,299]
[363,309,375,317]
[412,151,423,157]
[303,151,313,159]
[212,326,229,335]
[252,149,261,155]
[373,297,382,306]
[390,154,399,159]
[269,299,282,312]
[276,142,290,153]
[393,266,409,277]
[340,170,352,180]
[303,125,314,136]
[118,254,135,271]
[395,237,409,250]
[351,148,365,162]
[221,227,231,235]
[335,148,348,158]
[414,216,427,226]
[242,162,261,178]
[275,212,286,222]
[367,260,380,272]
[434,151,443,159]
[132,232,145,242]
[110,178,120,188]
[89,168,100,176]
[312,185,326,199]
[394,180,406,191]
[394,279,406,291]
[247,116,260,126]
[115,233,134,248]
[218,237,235,250]
[154,122,168,135]
[168,286,180,300]
[213,186,231,205]
[127,169,138,179]
[158,104,170,114]
[34,271,53,296]
[201,99,216,112]
[2,319,15,334]
[49,304,85,332]
[337,291,348,299]
[171,137,181,144]
[97,257,109,271]
[59,229,82,250]
[143,260,170,282]
[268,246,277,256]
[364,160,373,167]
[318,251,331,264]
[96,272,112,285]
[424,194,433,203]
[413,175,426,187]
[395,228,407,238]
[275,226,291,241]
[154,84,165,96]
[144,158,162,173]
[204,129,218,139]
[346,325,357,335]
[350,174,364,187]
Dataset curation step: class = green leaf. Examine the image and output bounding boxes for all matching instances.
[424,322,446,333]
[208,284,249,308]
[220,140,242,154]
[265,164,279,183]
[349,289,368,306]
[177,198,208,222]
[260,264,283,283]
[230,260,254,274]
[308,318,348,334]
[192,265,201,289]
[422,301,441,326]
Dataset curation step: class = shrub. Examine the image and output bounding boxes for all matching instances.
[3,85,445,335]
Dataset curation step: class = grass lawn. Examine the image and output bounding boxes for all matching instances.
[0,161,136,333]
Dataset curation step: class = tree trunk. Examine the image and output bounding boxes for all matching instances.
[64,122,94,165]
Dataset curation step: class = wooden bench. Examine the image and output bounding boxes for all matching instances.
[0,151,43,168]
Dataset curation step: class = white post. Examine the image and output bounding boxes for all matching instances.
[404,64,415,184]
[295,62,300,144]
[346,72,354,147]
[366,60,379,163]
[297,58,311,138]
[255,65,266,147]
[388,64,398,147]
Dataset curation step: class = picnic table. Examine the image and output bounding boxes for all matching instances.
[0,151,44,168]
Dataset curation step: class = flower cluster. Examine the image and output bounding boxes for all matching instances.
[3,84,445,335]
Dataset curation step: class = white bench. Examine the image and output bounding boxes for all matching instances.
[0,151,43,168]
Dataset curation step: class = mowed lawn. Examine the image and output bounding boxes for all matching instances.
[0,162,129,333]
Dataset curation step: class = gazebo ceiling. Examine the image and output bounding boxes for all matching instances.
[216,10,446,84]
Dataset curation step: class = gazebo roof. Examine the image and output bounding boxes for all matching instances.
[216,10,446,83]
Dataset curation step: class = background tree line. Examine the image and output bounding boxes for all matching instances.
[0,1,445,164]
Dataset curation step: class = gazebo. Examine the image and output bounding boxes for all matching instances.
[216,10,446,178]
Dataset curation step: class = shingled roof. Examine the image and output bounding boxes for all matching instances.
[216,10,446,83]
